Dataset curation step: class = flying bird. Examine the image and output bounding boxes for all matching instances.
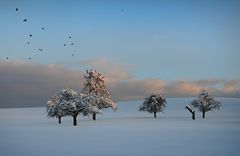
[29,57,31,60]
[29,34,32,37]
[64,44,66,46]
[41,27,45,30]
[6,57,9,60]
[69,36,71,39]
[16,8,18,11]
[27,42,30,44]
[71,43,74,45]
[23,19,27,22]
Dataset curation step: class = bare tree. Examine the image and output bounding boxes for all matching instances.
[186,105,195,120]
[190,90,221,118]
[139,93,167,118]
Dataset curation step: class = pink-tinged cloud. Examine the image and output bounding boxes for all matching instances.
[0,60,239,108]
[164,81,203,97]
[108,79,166,101]
[223,80,240,93]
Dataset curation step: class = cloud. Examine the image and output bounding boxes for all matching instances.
[0,60,83,108]
[0,59,239,108]
[79,58,134,83]
[109,79,166,101]
[164,81,203,97]
[109,79,240,101]
[219,80,240,97]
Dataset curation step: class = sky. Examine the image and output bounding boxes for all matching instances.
[0,0,239,107]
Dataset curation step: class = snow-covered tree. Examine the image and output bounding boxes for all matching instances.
[47,89,85,126]
[190,90,221,118]
[62,89,86,126]
[47,94,67,124]
[81,93,102,116]
[139,93,167,118]
[82,70,117,120]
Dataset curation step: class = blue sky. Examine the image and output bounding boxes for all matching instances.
[0,0,239,80]
[0,0,240,107]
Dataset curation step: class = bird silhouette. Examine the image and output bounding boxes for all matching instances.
[29,57,31,60]
[6,57,9,59]
[16,8,18,11]
[64,44,66,46]
[38,48,43,52]
[29,34,32,37]
[71,43,74,45]
[41,27,45,30]
[69,36,71,39]
[27,42,30,44]
[23,19,27,22]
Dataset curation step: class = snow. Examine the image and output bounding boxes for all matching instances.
[0,98,240,156]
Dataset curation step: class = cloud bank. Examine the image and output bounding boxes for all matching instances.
[0,60,239,108]
[0,61,83,108]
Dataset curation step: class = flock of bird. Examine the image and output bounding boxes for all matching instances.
[5,7,76,61]
[4,7,125,61]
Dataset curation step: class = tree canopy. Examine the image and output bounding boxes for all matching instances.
[190,90,221,118]
[139,93,166,118]
[47,88,85,125]
[82,70,117,120]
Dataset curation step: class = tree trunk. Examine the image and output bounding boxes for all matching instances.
[202,111,205,118]
[58,116,61,124]
[192,112,195,120]
[73,115,77,126]
[92,113,96,120]
[154,112,157,118]
[186,106,195,120]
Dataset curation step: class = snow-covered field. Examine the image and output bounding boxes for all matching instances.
[0,98,240,156]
